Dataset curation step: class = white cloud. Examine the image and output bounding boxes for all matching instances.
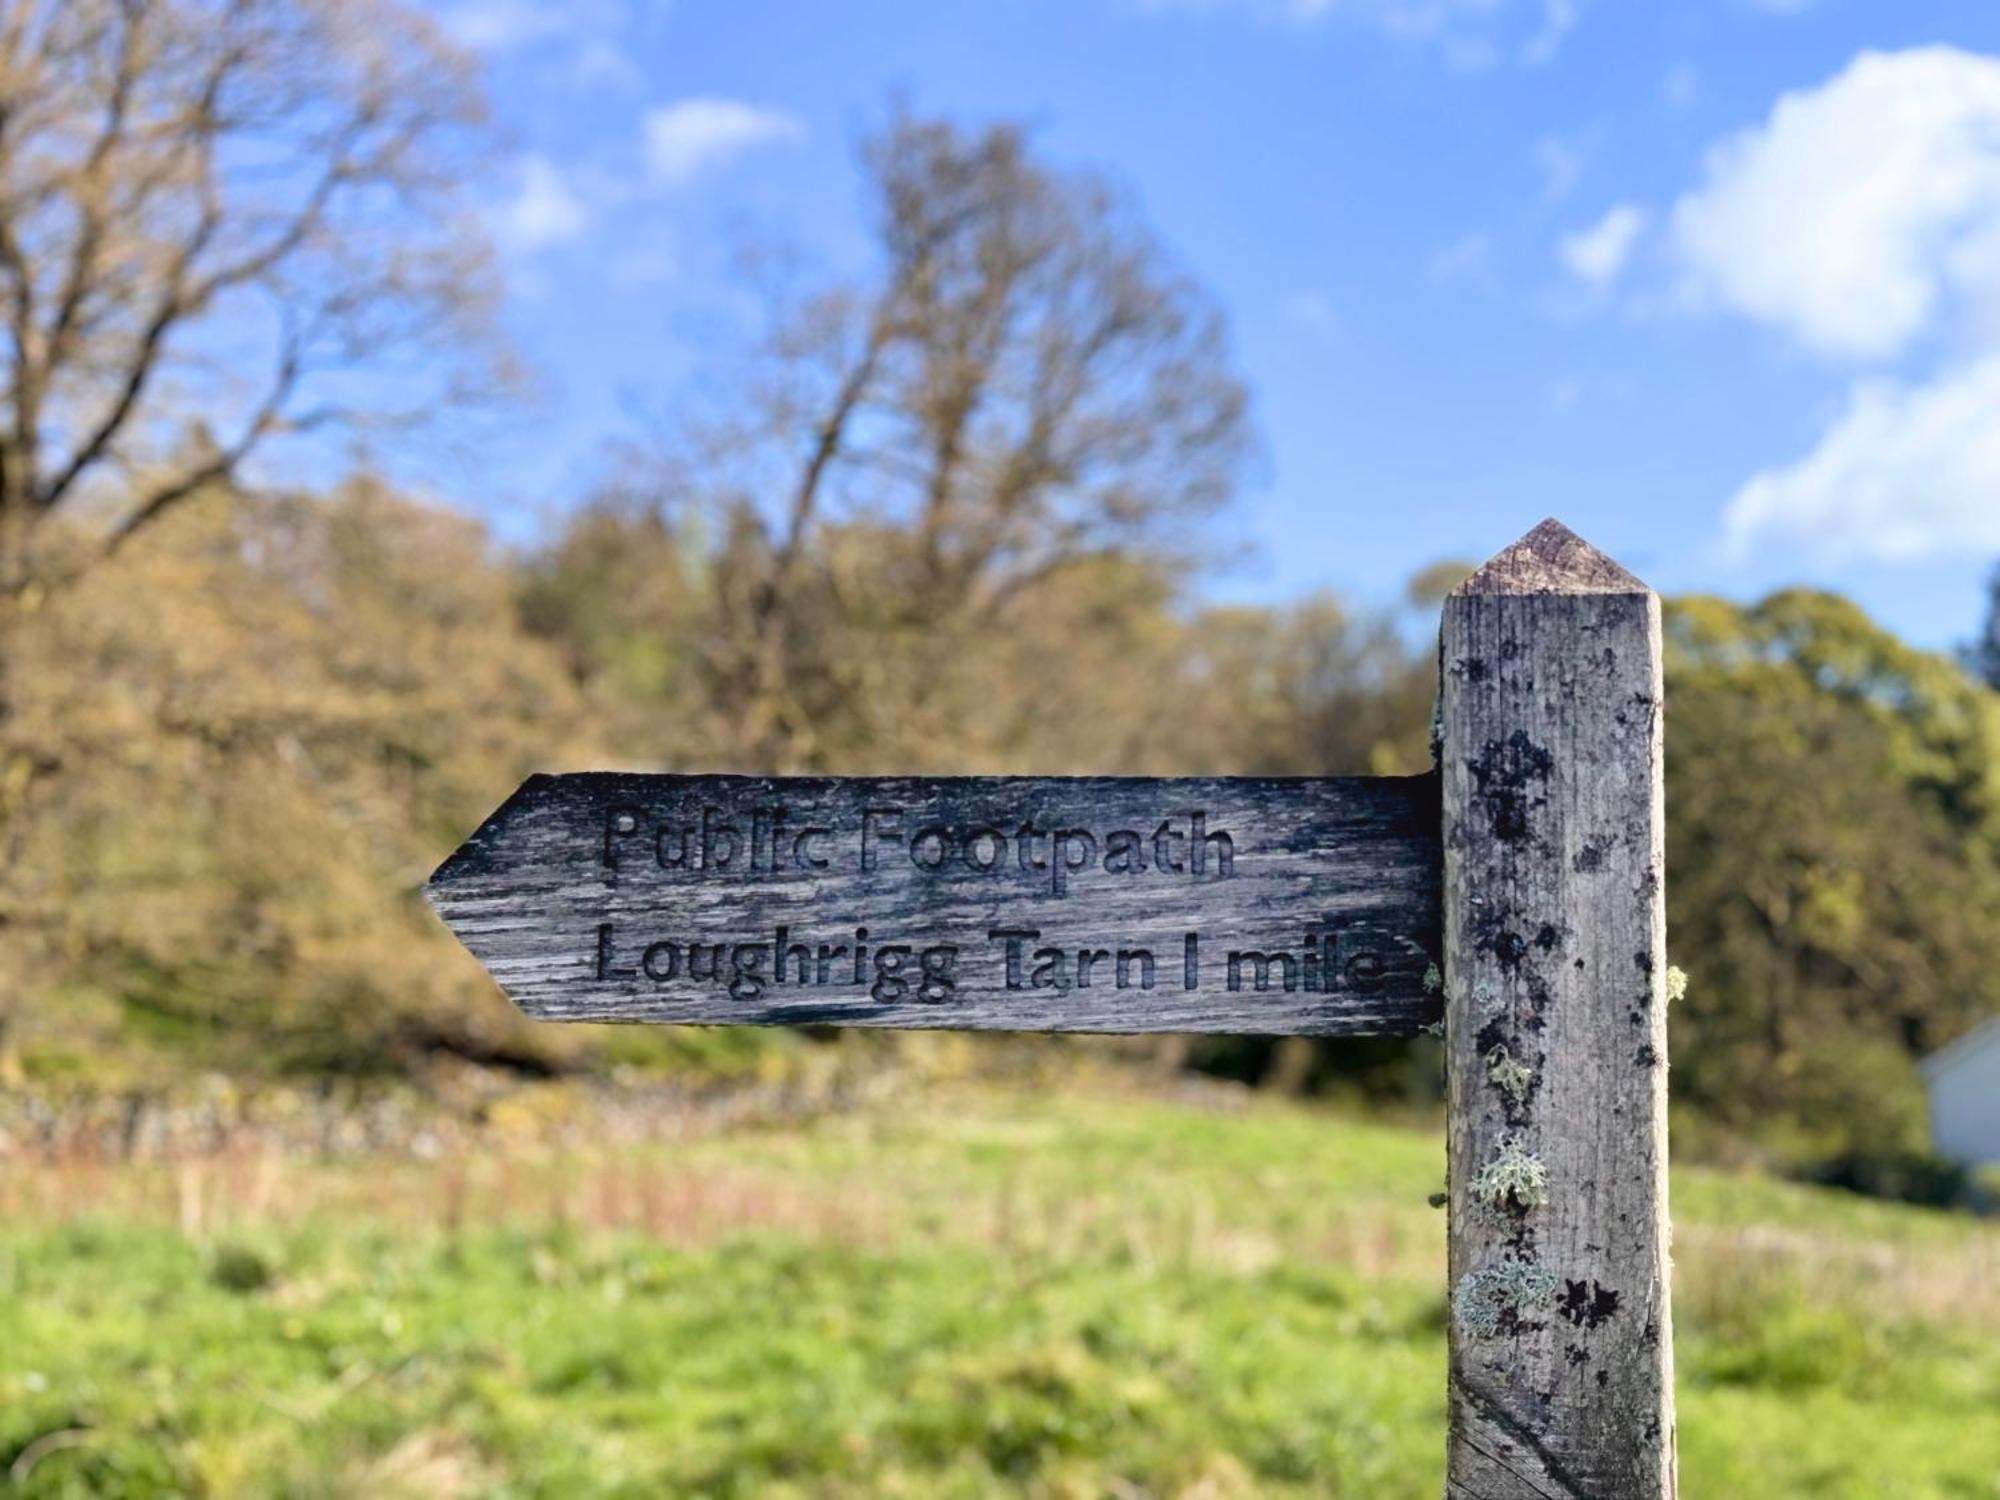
[435,1,639,90]
[570,37,642,91]
[1259,0,1464,25]
[439,0,580,50]
[1725,356,2000,558]
[495,154,587,253]
[1560,204,1646,287]
[1135,0,1583,64]
[1428,231,1496,286]
[1523,0,1577,66]
[643,99,804,188]
[1669,47,2000,360]
[1656,48,2000,561]
[1535,134,1586,203]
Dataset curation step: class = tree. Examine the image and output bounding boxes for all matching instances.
[0,0,495,1073]
[0,0,492,594]
[8,477,596,1076]
[1665,589,2000,1156]
[1969,562,2000,690]
[1176,564,1467,781]
[620,113,1253,770]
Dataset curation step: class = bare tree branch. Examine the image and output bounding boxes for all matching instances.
[97,310,304,560]
[0,0,496,585]
[634,113,1252,768]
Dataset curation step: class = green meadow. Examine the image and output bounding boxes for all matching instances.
[3,1086,1995,1498]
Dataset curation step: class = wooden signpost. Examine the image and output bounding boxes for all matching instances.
[429,520,1676,1500]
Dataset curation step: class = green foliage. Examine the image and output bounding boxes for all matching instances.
[207,1242,275,1295]
[1664,590,2000,1158]
[1686,1286,1882,1394]
[0,1090,1993,1497]
[1799,1147,1981,1211]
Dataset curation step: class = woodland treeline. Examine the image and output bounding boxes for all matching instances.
[1,2,1997,1167]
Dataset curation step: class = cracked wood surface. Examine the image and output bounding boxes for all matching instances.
[1441,520,1677,1498]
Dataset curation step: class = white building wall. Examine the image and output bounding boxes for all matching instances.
[1928,1027,2000,1166]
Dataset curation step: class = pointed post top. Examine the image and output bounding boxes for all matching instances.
[1453,518,1649,597]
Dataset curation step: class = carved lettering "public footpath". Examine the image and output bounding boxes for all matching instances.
[429,773,1441,1036]
[603,803,1236,895]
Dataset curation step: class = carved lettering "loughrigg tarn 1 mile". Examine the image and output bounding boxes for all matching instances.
[589,919,1413,1007]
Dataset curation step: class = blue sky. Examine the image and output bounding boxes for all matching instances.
[414,0,2000,649]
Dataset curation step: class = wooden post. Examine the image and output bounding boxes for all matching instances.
[1440,520,1675,1499]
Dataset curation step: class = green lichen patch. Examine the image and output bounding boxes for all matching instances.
[1453,1257,1557,1338]
[1423,962,1443,995]
[1665,965,1689,1003]
[1471,1136,1548,1213]
[1484,1045,1534,1105]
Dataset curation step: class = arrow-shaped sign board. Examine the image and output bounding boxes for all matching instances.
[427,773,1441,1036]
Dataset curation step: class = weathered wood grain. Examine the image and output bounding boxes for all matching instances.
[428,774,1442,1036]
[1441,519,1676,1498]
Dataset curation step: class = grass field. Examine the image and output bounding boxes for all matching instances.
[2,1083,1996,1497]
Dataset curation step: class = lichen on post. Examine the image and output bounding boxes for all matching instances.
[1440,519,1676,1498]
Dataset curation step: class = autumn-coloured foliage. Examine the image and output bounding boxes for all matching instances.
[0,7,1989,1173]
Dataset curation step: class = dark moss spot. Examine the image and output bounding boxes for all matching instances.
[1559,1280,1621,1330]
[1521,974,1552,1030]
[1573,841,1605,873]
[1635,1043,1658,1069]
[1460,657,1489,682]
[1634,950,1654,975]
[1534,924,1560,952]
[1468,729,1554,844]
